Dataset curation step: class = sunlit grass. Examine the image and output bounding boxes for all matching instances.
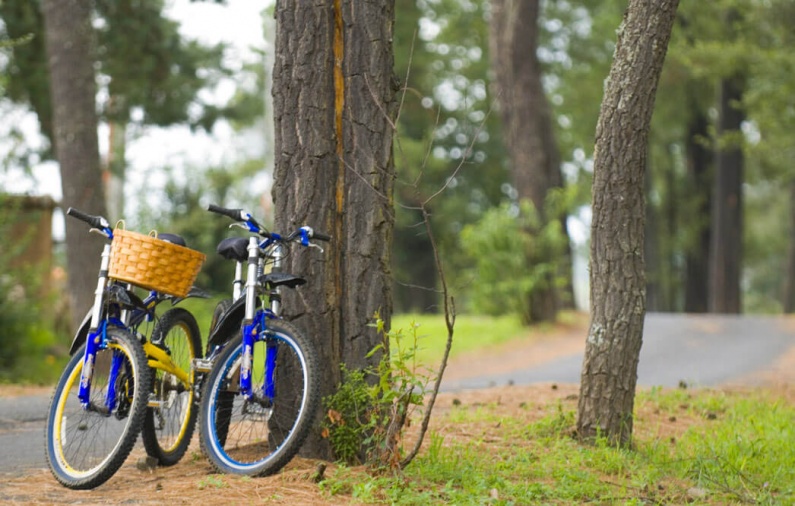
[320,388,795,505]
[390,310,583,366]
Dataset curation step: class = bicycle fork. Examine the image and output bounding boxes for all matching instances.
[239,237,283,403]
[78,244,121,414]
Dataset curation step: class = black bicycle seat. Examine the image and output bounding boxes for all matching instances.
[259,272,306,289]
[158,233,187,247]
[217,237,249,262]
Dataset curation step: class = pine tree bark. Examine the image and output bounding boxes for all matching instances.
[709,73,744,314]
[41,0,107,330]
[272,0,397,460]
[684,101,712,313]
[783,181,795,313]
[577,0,679,446]
[489,0,572,322]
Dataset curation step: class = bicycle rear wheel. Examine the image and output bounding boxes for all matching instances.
[45,328,150,489]
[199,320,319,476]
[141,307,202,466]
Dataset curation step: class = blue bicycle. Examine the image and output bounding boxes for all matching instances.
[45,208,206,489]
[198,204,327,476]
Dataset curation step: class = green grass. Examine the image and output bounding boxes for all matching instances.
[320,388,795,505]
[389,313,524,366]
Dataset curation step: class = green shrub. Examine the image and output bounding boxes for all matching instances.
[460,198,569,323]
[0,197,62,383]
[322,314,430,470]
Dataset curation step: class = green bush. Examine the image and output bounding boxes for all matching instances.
[0,198,62,383]
[322,315,430,470]
[460,198,569,323]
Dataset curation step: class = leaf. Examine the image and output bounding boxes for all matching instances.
[327,409,343,425]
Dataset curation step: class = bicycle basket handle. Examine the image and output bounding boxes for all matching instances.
[66,207,109,230]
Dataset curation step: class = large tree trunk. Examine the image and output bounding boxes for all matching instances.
[577,0,679,447]
[709,73,744,314]
[489,0,572,322]
[272,0,397,460]
[41,0,107,330]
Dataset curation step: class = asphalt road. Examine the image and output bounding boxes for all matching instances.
[443,312,795,390]
[2,312,794,476]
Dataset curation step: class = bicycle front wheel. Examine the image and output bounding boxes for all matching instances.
[199,320,319,476]
[45,328,150,489]
[142,307,202,466]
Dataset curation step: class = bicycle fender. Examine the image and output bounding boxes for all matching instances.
[67,287,147,355]
[206,296,247,353]
[68,310,93,355]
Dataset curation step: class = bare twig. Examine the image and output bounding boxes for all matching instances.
[399,204,456,468]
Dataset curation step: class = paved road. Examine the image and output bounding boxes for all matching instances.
[2,312,794,476]
[443,312,795,390]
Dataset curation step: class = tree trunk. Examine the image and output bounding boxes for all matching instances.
[272,0,397,460]
[577,0,679,447]
[489,0,572,322]
[41,0,107,330]
[644,157,662,311]
[684,101,712,313]
[708,74,744,314]
[104,117,127,223]
[783,181,795,313]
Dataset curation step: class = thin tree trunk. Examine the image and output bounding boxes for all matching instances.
[708,74,744,314]
[644,157,662,311]
[577,0,679,447]
[783,181,795,312]
[489,0,572,322]
[41,0,107,330]
[104,113,126,223]
[684,104,712,313]
[272,0,397,461]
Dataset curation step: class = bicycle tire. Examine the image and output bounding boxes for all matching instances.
[45,328,150,489]
[141,307,202,466]
[209,298,233,336]
[199,320,319,476]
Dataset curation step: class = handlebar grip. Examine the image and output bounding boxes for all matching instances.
[207,203,245,221]
[66,207,108,229]
[312,232,332,242]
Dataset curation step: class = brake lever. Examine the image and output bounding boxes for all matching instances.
[308,242,324,254]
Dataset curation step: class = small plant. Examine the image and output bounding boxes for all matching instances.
[322,313,430,470]
[197,475,227,490]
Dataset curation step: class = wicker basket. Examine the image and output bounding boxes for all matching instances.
[109,228,206,298]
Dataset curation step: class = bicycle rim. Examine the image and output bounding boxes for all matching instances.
[200,321,318,476]
[142,307,202,465]
[45,329,149,489]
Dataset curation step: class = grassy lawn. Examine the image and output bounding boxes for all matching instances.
[316,385,795,505]
[390,310,584,366]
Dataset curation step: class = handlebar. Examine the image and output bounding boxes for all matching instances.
[66,207,111,231]
[207,203,267,236]
[207,203,331,244]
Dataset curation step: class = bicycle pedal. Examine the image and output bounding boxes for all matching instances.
[192,358,213,374]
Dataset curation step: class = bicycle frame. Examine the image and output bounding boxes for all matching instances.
[203,204,326,404]
[238,236,285,400]
[72,222,201,412]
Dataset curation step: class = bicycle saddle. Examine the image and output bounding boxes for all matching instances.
[217,237,249,262]
[158,233,187,247]
[259,272,306,289]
